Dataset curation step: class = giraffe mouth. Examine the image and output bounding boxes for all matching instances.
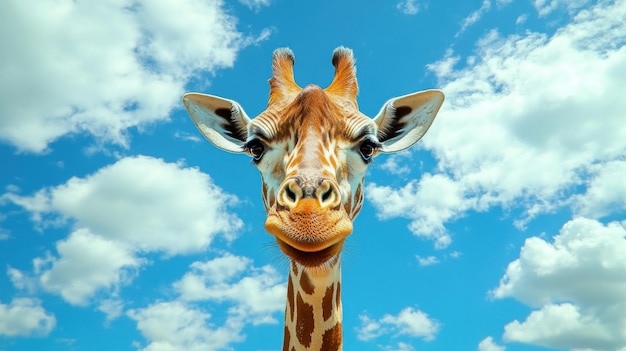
[264,201,353,267]
[275,238,345,267]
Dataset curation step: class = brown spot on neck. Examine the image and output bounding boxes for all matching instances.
[321,323,342,351]
[299,270,315,295]
[322,284,334,321]
[295,293,314,347]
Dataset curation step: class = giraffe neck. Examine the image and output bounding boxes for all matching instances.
[283,260,342,351]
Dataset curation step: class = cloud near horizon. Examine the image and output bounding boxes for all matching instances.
[0,298,56,337]
[129,253,286,351]
[356,307,440,342]
[492,217,626,350]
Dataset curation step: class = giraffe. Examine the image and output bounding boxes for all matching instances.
[182,47,444,351]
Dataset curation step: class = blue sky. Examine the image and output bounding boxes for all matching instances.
[1,0,625,350]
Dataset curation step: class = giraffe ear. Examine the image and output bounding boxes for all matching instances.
[372,90,444,153]
[183,93,251,153]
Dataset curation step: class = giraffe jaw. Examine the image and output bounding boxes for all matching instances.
[275,238,345,267]
[265,206,352,267]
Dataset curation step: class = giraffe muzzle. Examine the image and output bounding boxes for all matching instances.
[266,177,352,266]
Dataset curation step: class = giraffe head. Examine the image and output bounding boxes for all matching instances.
[183,47,443,268]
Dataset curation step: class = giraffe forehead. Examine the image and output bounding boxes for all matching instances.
[251,84,374,143]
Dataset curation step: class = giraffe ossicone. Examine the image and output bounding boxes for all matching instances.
[183,47,444,351]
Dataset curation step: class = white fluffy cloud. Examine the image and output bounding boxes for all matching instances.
[128,301,242,351]
[573,161,626,219]
[478,336,505,351]
[0,298,56,337]
[379,151,413,176]
[4,155,242,255]
[2,156,242,305]
[0,0,268,153]
[416,255,439,266]
[368,1,626,246]
[492,217,626,350]
[175,253,285,324]
[492,217,626,306]
[129,253,285,350]
[367,174,468,248]
[36,229,143,305]
[357,307,440,342]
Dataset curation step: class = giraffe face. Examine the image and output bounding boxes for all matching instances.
[246,84,376,266]
[183,47,444,268]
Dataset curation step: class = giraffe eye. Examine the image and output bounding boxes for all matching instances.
[359,140,379,162]
[245,139,265,161]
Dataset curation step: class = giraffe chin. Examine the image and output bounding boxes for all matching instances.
[275,238,345,268]
[265,211,353,268]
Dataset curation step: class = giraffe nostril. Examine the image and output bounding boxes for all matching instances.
[285,186,297,203]
[321,187,332,203]
[277,179,301,208]
[278,178,341,209]
[317,180,340,208]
